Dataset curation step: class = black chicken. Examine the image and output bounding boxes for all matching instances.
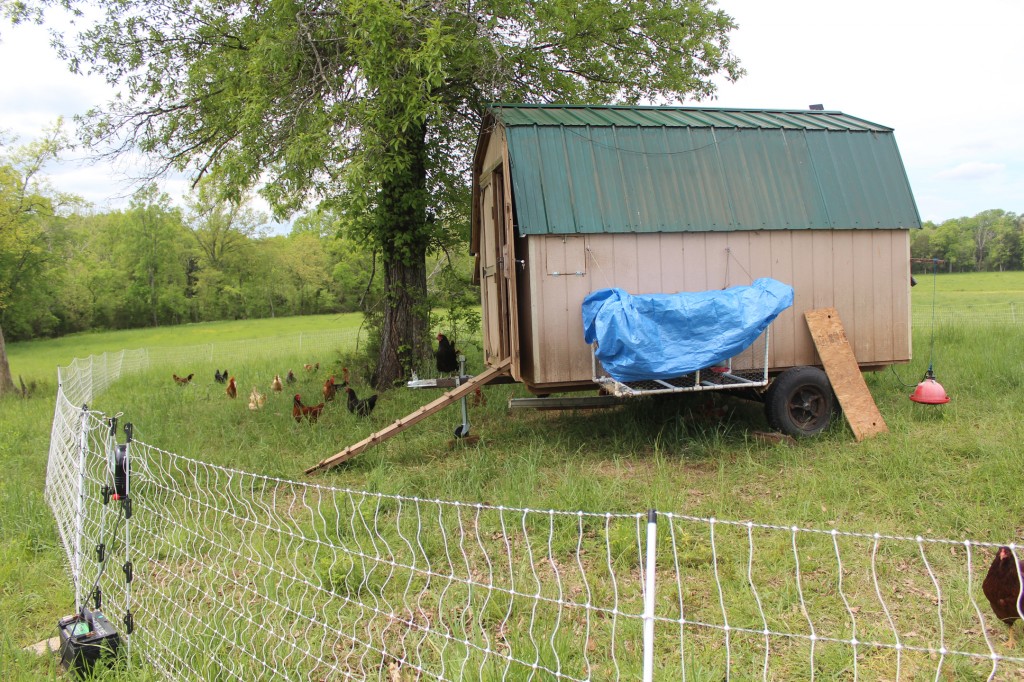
[435,333,459,374]
[214,369,228,384]
[286,370,296,384]
[346,387,378,417]
[983,546,1024,646]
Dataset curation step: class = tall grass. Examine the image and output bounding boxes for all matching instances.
[2,277,1023,677]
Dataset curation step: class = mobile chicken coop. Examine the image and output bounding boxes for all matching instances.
[470,104,920,435]
[307,104,921,472]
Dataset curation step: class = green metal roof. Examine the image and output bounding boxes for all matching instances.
[488,105,921,234]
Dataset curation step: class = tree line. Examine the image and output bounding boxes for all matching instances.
[912,210,1023,272]
[1,174,380,343]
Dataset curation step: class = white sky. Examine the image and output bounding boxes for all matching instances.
[1,0,1022,223]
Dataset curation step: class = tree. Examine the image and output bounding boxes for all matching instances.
[184,178,268,270]
[116,185,190,327]
[19,0,743,387]
[0,127,79,394]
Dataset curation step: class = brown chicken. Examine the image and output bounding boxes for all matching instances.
[323,375,338,402]
[271,374,283,393]
[983,546,1024,646]
[303,362,320,373]
[292,394,325,423]
[173,373,194,386]
[345,386,378,417]
[225,377,237,399]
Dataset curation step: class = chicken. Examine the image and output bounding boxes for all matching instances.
[342,366,350,386]
[173,373,194,386]
[304,362,320,373]
[225,377,237,399]
[983,546,1024,646]
[214,369,228,384]
[286,370,296,385]
[435,333,460,374]
[471,386,487,407]
[271,374,283,393]
[346,387,378,417]
[323,375,339,402]
[248,386,266,411]
[292,393,325,423]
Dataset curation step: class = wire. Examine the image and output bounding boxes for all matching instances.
[926,258,939,373]
[888,364,919,389]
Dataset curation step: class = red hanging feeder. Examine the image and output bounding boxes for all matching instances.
[910,368,950,405]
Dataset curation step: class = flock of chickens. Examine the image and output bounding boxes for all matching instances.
[170,334,464,427]
[174,363,378,424]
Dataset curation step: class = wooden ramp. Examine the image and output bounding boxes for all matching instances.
[804,308,888,442]
[305,358,511,475]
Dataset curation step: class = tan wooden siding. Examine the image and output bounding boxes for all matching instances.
[519,230,911,388]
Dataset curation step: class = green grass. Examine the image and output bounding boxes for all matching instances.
[3,282,1024,679]
[912,270,1024,311]
[5,312,365,383]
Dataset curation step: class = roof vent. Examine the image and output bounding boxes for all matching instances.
[809,104,825,111]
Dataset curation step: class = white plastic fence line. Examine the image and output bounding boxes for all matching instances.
[46,407,1024,681]
[910,304,1023,325]
[45,342,1024,680]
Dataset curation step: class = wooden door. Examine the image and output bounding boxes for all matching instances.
[479,168,513,364]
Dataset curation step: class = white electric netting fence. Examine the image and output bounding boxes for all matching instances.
[45,335,1024,680]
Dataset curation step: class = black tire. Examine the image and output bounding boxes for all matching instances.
[765,366,835,437]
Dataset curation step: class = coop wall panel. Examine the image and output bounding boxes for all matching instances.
[523,230,911,388]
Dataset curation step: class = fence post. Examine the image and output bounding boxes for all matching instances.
[643,509,658,682]
[121,423,135,664]
[74,404,90,614]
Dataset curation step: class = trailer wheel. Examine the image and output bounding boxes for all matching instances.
[765,367,835,437]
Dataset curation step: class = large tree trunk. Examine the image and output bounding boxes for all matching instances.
[376,249,429,388]
[0,323,15,396]
[373,121,432,389]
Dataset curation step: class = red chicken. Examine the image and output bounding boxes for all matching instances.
[983,546,1024,646]
[323,375,338,402]
[225,377,237,399]
[173,373,194,386]
[292,394,325,423]
[345,387,378,417]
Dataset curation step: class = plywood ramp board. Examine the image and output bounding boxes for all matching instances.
[804,307,888,441]
[305,359,512,475]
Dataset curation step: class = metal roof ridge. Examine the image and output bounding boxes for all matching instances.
[487,102,848,115]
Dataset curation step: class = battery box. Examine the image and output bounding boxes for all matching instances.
[58,607,120,673]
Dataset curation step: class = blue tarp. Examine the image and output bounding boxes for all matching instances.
[582,278,794,383]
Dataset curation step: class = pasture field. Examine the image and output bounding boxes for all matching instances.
[2,272,1023,679]
[4,312,365,383]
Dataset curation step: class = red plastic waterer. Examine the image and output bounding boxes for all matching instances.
[910,368,950,405]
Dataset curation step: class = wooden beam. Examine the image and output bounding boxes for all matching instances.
[804,307,888,441]
[305,359,512,475]
[507,395,632,410]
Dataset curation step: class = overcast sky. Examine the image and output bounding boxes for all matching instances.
[1,0,1022,223]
